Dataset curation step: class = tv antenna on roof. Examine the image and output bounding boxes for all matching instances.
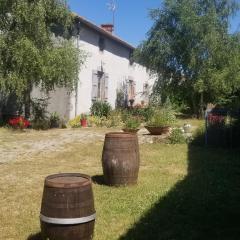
[107,0,117,31]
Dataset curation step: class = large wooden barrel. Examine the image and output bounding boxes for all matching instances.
[40,173,96,240]
[102,132,140,186]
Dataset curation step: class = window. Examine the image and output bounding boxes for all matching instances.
[143,83,149,95]
[129,50,134,65]
[127,79,136,101]
[98,36,105,51]
[142,82,150,105]
[92,70,109,102]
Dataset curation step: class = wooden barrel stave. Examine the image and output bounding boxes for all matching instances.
[41,187,94,218]
[41,221,95,240]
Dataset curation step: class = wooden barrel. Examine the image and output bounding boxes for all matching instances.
[40,173,96,240]
[102,132,140,186]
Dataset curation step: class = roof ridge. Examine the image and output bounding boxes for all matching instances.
[72,13,135,50]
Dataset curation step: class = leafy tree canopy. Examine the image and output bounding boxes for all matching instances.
[136,0,240,114]
[0,0,84,99]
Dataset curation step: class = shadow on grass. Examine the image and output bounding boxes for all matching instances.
[119,144,240,240]
[91,174,106,185]
[27,232,42,240]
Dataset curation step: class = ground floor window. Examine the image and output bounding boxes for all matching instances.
[127,79,136,105]
[142,82,150,105]
[127,79,136,100]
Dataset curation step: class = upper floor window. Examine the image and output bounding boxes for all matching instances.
[129,50,134,65]
[92,70,109,102]
[99,36,105,51]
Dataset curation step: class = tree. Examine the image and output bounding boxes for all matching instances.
[0,0,84,118]
[136,0,240,115]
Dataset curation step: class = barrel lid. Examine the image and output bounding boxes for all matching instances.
[44,173,91,188]
[105,132,137,138]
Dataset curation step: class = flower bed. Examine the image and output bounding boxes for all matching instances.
[8,116,30,129]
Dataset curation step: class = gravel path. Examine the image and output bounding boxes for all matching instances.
[0,128,105,164]
[0,127,171,164]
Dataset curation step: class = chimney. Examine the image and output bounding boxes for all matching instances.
[101,24,114,34]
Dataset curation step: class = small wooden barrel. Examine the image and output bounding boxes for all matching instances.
[102,132,140,186]
[40,173,96,240]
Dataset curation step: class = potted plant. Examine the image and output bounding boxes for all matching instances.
[80,114,88,127]
[145,108,176,135]
[122,116,141,133]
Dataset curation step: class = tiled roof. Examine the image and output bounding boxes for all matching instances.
[74,14,135,50]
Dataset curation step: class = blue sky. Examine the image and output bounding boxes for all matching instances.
[68,0,240,47]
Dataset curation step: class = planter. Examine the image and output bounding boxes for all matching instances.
[122,128,140,133]
[145,126,170,135]
[81,119,87,127]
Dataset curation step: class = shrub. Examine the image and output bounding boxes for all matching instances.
[168,128,186,144]
[105,111,123,128]
[31,98,50,130]
[88,111,123,128]
[120,109,131,122]
[49,112,60,128]
[87,115,104,127]
[147,108,176,127]
[68,115,81,128]
[59,118,67,129]
[118,106,154,122]
[0,118,4,127]
[124,116,141,130]
[130,106,154,122]
[90,101,112,118]
[31,119,50,130]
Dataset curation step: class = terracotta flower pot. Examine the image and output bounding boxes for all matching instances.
[122,128,140,133]
[145,126,170,135]
[80,119,87,127]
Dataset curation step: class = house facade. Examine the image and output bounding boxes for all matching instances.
[32,15,155,120]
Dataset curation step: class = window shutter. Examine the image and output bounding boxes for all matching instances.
[99,36,105,51]
[104,73,109,101]
[92,70,98,101]
[133,81,136,98]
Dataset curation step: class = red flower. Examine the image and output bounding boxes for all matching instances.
[8,116,30,129]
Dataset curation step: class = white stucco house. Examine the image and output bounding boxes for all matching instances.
[32,15,155,120]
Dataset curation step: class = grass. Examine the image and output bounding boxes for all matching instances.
[1,124,240,240]
[176,117,204,129]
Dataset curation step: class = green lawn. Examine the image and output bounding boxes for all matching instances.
[0,127,240,240]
